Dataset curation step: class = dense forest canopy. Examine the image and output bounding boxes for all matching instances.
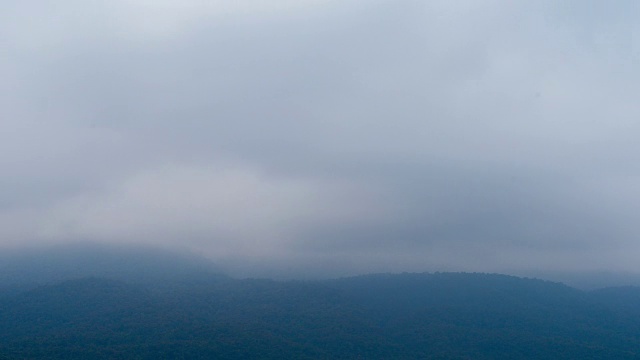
[1,247,640,359]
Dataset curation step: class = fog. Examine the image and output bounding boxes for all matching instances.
[2,0,640,278]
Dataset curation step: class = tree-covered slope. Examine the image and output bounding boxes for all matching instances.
[1,271,640,359]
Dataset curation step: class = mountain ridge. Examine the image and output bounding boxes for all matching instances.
[1,270,640,359]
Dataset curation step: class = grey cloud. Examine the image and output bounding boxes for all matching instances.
[1,0,640,276]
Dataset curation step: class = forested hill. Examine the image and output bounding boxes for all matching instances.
[1,270,640,359]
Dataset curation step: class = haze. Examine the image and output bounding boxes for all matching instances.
[2,0,639,278]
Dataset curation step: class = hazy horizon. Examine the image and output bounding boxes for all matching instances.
[3,0,640,278]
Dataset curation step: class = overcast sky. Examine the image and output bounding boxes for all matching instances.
[2,0,640,277]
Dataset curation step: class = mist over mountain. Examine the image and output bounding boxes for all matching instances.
[517,270,640,291]
[0,243,223,288]
[3,243,640,290]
